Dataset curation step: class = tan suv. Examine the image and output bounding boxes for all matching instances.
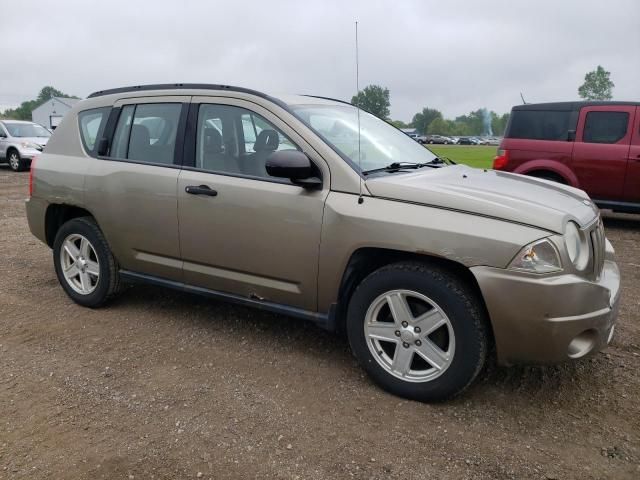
[25,84,620,402]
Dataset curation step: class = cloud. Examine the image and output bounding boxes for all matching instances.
[1,0,638,121]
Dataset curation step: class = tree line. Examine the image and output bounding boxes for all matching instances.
[352,85,509,136]
[1,86,79,120]
[351,66,615,137]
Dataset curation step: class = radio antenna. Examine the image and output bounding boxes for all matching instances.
[520,92,527,104]
[355,21,364,204]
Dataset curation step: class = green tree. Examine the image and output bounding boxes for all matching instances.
[492,112,510,136]
[1,86,78,120]
[351,85,390,119]
[578,66,614,101]
[411,108,442,135]
[426,117,453,135]
[389,119,409,129]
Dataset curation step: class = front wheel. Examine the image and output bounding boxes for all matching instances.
[347,262,489,402]
[8,149,25,172]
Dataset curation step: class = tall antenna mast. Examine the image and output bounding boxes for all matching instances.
[355,21,363,204]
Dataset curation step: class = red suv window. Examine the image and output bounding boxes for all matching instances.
[583,111,629,144]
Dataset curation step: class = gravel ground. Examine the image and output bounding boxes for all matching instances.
[1,167,639,479]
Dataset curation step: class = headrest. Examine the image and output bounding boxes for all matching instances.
[254,129,279,152]
[128,125,151,158]
[203,127,223,154]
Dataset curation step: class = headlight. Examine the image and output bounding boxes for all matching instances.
[509,239,562,274]
[564,221,589,270]
[20,141,40,150]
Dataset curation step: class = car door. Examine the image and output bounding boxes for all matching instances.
[623,106,640,203]
[0,123,8,159]
[177,97,330,312]
[571,105,634,201]
[84,97,189,281]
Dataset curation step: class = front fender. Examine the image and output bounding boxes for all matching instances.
[317,192,549,312]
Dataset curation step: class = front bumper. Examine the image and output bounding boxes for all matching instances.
[17,147,41,160]
[471,247,620,366]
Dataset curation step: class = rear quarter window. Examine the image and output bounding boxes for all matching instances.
[78,107,110,154]
[506,110,576,141]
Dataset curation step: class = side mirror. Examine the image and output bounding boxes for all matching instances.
[567,130,576,142]
[265,150,322,189]
[96,137,109,156]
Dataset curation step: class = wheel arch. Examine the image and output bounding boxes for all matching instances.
[513,159,578,187]
[45,203,95,247]
[333,247,494,344]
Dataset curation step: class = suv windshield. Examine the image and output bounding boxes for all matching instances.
[291,104,437,173]
[4,122,51,138]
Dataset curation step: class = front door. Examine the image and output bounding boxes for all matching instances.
[177,98,329,311]
[572,105,634,201]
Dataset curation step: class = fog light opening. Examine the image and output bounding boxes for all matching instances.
[567,329,597,359]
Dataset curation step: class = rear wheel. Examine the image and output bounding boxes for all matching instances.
[529,171,566,184]
[7,149,25,172]
[53,217,121,307]
[347,262,488,402]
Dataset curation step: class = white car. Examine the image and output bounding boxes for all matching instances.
[0,120,51,171]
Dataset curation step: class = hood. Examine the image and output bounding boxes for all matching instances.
[365,165,598,233]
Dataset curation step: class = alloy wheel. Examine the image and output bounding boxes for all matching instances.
[364,289,455,383]
[59,233,100,295]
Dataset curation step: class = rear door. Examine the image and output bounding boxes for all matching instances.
[176,97,329,311]
[623,107,640,203]
[572,105,634,201]
[84,96,189,281]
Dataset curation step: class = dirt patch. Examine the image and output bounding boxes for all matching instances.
[1,167,638,479]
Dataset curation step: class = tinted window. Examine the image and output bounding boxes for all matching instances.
[78,108,109,152]
[195,104,298,178]
[110,103,182,164]
[506,110,575,141]
[583,111,629,144]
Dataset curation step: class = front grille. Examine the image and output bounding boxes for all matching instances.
[589,219,605,279]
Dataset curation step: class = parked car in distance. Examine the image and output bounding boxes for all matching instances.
[495,101,640,213]
[26,84,619,402]
[457,137,475,145]
[423,134,453,144]
[0,120,51,171]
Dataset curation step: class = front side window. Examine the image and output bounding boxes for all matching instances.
[110,103,182,164]
[78,107,109,152]
[291,104,437,173]
[583,111,629,144]
[506,110,575,141]
[195,104,298,178]
[3,122,51,138]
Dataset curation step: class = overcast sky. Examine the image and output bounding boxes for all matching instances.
[1,0,638,121]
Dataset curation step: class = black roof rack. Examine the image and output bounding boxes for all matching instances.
[87,83,274,100]
[512,100,640,111]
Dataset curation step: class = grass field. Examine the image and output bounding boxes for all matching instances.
[426,145,496,169]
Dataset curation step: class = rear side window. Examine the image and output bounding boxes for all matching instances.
[583,111,629,144]
[506,110,575,141]
[109,103,182,165]
[78,108,109,153]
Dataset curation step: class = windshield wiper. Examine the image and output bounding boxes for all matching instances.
[362,160,443,175]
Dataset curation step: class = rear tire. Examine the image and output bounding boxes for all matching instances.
[7,149,25,172]
[53,217,121,307]
[347,262,488,402]
[529,171,566,184]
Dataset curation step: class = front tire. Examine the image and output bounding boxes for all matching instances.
[8,149,25,172]
[347,262,488,402]
[53,217,121,307]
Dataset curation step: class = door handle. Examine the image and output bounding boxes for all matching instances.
[185,185,218,197]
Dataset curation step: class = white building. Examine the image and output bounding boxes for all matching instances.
[32,97,80,130]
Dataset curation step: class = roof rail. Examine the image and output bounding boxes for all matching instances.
[87,83,273,100]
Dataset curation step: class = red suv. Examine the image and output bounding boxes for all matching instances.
[494,101,640,213]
